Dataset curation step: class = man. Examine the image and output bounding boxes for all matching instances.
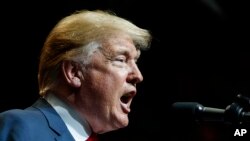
[0,10,151,141]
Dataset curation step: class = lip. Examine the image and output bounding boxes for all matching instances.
[120,90,136,114]
[121,102,130,114]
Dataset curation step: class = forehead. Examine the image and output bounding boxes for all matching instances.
[101,33,140,57]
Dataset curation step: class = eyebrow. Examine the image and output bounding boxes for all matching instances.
[115,49,140,60]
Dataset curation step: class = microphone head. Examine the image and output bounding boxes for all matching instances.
[172,102,204,121]
[172,102,225,122]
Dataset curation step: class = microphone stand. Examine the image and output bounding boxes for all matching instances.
[224,94,250,125]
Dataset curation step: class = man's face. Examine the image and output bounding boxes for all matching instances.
[80,34,143,133]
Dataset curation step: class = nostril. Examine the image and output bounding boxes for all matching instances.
[128,79,139,87]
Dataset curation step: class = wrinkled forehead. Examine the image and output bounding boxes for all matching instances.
[100,33,140,58]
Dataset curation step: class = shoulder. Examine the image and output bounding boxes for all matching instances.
[0,108,47,129]
[0,98,55,124]
[0,108,40,121]
[0,108,51,140]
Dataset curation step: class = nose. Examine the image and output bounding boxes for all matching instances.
[127,62,143,85]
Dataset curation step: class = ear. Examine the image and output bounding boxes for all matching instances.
[61,60,82,88]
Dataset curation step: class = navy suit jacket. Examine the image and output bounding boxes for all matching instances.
[0,98,75,141]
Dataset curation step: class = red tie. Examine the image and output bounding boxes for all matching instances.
[86,133,99,141]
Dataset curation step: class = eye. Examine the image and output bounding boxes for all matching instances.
[115,56,127,63]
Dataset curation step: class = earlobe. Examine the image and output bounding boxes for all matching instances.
[61,61,82,88]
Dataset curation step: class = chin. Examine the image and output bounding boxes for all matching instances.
[116,116,129,128]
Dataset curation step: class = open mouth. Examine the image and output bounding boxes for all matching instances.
[120,91,136,113]
[121,93,132,104]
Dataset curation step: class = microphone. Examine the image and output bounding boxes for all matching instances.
[172,94,250,125]
[172,102,225,122]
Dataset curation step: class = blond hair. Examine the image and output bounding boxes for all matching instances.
[38,10,152,96]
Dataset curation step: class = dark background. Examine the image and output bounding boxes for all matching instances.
[1,0,250,140]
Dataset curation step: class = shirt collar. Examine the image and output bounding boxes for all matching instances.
[44,94,92,141]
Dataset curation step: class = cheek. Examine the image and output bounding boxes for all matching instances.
[97,73,126,91]
[92,72,127,101]
[85,62,129,95]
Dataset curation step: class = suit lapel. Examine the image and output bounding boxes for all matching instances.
[54,134,76,141]
[32,98,75,141]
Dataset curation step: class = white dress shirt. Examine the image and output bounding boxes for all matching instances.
[44,94,91,141]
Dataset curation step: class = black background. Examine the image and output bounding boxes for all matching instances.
[1,0,250,140]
